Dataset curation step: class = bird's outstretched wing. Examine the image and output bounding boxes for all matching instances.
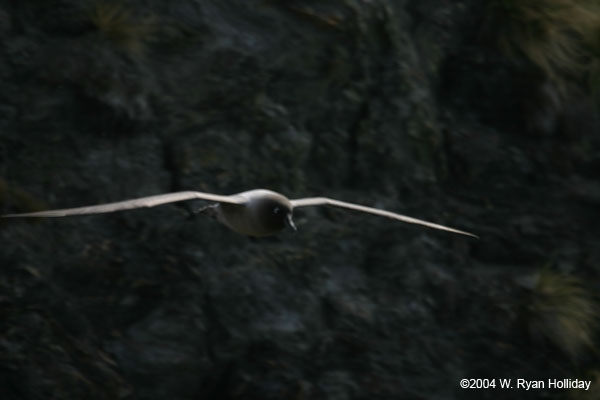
[290,197,477,238]
[1,191,247,218]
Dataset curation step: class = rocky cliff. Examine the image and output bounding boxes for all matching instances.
[1,1,599,399]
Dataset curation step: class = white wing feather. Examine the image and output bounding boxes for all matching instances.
[291,197,477,238]
[2,191,247,218]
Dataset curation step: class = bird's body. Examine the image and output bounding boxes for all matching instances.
[213,190,294,236]
[2,188,477,238]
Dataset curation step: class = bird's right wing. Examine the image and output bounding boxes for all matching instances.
[1,191,248,218]
[291,197,477,238]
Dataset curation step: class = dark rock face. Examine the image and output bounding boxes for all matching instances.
[1,1,599,399]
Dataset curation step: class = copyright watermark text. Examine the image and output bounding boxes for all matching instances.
[459,378,591,391]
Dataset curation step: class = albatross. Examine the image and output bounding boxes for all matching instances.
[1,189,477,238]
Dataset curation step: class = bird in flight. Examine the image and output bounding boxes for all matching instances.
[1,189,477,238]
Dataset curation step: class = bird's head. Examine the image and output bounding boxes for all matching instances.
[256,197,296,233]
[274,204,296,232]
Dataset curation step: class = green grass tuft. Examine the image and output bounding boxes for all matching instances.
[90,2,156,56]
[487,0,600,88]
[525,269,598,361]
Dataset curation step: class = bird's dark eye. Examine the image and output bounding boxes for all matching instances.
[273,207,280,214]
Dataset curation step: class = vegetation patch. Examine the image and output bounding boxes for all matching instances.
[487,0,600,92]
[524,269,598,361]
[90,1,157,56]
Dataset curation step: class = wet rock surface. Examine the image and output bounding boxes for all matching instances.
[1,1,599,399]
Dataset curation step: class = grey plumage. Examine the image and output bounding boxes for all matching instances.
[1,188,477,238]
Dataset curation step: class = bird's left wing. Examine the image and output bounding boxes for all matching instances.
[290,197,477,238]
[2,191,247,218]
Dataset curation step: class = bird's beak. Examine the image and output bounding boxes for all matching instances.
[285,213,297,232]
